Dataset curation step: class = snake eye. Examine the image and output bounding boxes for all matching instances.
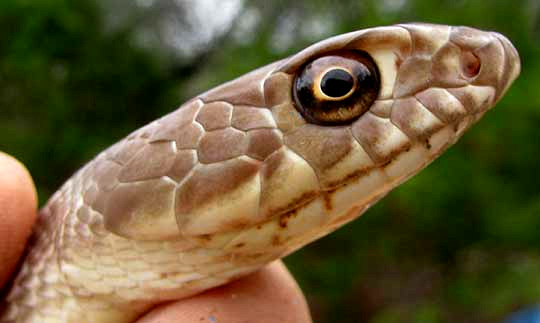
[293,50,380,125]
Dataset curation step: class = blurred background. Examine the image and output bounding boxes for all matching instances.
[0,0,539,322]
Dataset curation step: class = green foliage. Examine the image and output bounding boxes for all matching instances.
[1,0,539,322]
[0,0,184,198]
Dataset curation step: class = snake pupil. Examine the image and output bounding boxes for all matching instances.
[320,69,354,98]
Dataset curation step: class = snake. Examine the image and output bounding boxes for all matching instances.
[0,23,520,323]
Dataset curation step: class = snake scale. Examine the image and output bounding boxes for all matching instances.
[0,23,520,322]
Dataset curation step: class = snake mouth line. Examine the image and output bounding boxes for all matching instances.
[264,111,484,235]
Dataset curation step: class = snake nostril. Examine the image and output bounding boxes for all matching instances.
[461,51,481,78]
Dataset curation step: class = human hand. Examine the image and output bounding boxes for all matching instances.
[0,152,312,323]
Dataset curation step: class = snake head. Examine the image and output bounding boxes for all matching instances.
[178,24,521,248]
[87,24,519,253]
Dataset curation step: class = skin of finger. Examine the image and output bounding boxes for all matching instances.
[0,152,38,288]
[136,261,313,323]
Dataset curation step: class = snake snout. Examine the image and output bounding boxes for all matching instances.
[491,32,521,99]
[450,27,520,104]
